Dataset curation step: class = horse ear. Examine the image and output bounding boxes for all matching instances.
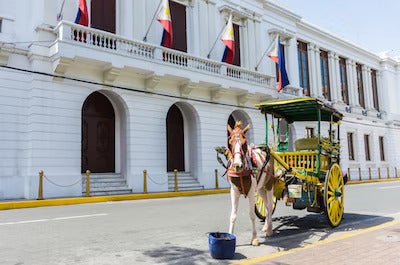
[227,124,233,134]
[243,124,250,134]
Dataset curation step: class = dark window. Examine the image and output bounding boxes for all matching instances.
[371,69,380,111]
[91,0,116,33]
[233,23,241,67]
[306,127,315,138]
[379,136,385,161]
[364,134,370,161]
[339,57,349,105]
[170,1,187,53]
[347,132,354,160]
[297,41,310,96]
[320,50,331,100]
[356,63,365,108]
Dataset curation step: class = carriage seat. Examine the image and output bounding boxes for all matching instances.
[295,137,318,151]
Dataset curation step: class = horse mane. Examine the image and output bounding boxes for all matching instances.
[234,121,242,129]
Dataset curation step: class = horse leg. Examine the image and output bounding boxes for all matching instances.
[229,186,240,235]
[260,187,274,237]
[248,183,259,246]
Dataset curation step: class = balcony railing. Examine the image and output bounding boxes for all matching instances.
[54,21,273,87]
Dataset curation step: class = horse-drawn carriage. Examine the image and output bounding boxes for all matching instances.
[253,97,345,227]
[216,97,345,246]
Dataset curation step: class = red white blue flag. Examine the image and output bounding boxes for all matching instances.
[74,0,89,26]
[268,36,290,91]
[221,15,234,64]
[157,0,173,48]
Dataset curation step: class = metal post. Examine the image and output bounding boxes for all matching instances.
[396,167,398,178]
[38,170,44,200]
[378,167,381,179]
[143,170,148,193]
[358,167,362,181]
[85,170,91,197]
[347,168,351,181]
[215,169,219,189]
[387,167,390,179]
[174,169,178,192]
[368,168,372,180]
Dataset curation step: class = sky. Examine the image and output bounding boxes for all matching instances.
[273,0,400,55]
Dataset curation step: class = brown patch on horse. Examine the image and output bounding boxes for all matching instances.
[230,175,252,197]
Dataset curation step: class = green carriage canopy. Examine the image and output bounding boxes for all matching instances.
[255,97,343,123]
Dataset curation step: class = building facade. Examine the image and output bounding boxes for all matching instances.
[0,0,399,199]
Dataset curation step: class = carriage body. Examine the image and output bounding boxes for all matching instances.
[254,97,345,227]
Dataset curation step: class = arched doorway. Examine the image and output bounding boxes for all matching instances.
[82,92,115,173]
[166,104,185,172]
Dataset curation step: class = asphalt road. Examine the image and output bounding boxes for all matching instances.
[1,181,399,265]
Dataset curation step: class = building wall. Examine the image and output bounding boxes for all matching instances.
[0,0,399,199]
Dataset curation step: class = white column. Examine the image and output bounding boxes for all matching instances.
[364,66,374,110]
[243,19,250,68]
[206,0,217,60]
[328,51,338,102]
[120,1,133,39]
[133,0,147,41]
[348,60,358,106]
[308,43,317,97]
[314,45,323,99]
[287,37,300,89]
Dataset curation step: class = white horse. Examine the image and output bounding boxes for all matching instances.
[224,121,276,246]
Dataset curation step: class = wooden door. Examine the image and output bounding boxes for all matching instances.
[170,1,187,52]
[91,0,116,33]
[166,105,185,172]
[82,92,115,173]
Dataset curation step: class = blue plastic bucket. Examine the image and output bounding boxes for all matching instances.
[208,232,236,259]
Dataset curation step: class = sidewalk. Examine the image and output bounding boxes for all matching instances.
[233,219,400,265]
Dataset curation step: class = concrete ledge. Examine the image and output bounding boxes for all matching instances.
[0,189,230,211]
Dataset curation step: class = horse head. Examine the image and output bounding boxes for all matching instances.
[227,121,250,173]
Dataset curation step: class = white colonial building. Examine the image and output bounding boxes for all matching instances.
[0,0,399,200]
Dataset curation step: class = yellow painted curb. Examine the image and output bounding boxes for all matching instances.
[0,189,230,210]
[231,219,400,265]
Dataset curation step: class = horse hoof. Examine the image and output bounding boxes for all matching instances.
[251,239,259,246]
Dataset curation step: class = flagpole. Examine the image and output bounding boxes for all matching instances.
[57,0,66,22]
[143,0,163,42]
[255,35,278,71]
[207,13,232,59]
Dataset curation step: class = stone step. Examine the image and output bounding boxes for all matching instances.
[84,190,133,196]
[82,173,132,195]
[167,173,204,191]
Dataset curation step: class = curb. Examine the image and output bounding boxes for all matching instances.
[0,189,230,211]
[1,178,399,211]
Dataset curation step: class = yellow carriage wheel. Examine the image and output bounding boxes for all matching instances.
[324,163,344,227]
[254,192,277,221]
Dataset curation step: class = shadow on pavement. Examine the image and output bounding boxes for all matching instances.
[143,245,228,265]
[258,212,394,250]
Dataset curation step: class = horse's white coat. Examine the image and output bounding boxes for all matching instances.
[226,124,275,246]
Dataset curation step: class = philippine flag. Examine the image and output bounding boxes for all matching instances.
[74,0,89,26]
[221,15,235,64]
[157,0,173,48]
[268,36,290,92]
